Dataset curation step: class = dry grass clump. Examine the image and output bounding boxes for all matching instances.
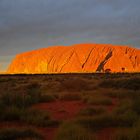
[105,90,135,99]
[76,111,137,130]
[112,126,140,140]
[60,77,91,91]
[0,107,59,127]
[0,127,43,140]
[20,108,57,127]
[59,92,82,101]
[78,107,105,116]
[55,122,96,140]
[99,76,140,90]
[82,94,113,106]
[113,99,133,115]
[0,83,56,109]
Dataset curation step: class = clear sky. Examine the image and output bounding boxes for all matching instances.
[0,0,140,71]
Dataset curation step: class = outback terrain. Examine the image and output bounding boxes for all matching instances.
[0,73,140,140]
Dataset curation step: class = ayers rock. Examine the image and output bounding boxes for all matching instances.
[7,44,140,73]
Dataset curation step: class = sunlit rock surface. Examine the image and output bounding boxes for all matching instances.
[7,44,140,73]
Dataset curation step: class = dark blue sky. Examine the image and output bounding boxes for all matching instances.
[0,0,140,71]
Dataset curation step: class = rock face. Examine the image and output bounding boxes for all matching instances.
[7,44,140,73]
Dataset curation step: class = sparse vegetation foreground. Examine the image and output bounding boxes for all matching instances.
[0,73,140,140]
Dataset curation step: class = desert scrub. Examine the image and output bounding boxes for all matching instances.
[112,127,140,140]
[76,111,138,130]
[0,91,35,108]
[55,122,96,140]
[113,99,133,115]
[0,106,24,121]
[105,90,135,99]
[83,94,112,105]
[0,89,56,109]
[0,77,16,83]
[0,91,40,108]
[25,83,44,104]
[38,93,56,102]
[0,128,43,140]
[21,109,59,127]
[0,107,59,127]
[25,83,56,103]
[99,77,140,90]
[78,107,105,116]
[132,96,140,115]
[59,92,81,101]
[60,77,91,91]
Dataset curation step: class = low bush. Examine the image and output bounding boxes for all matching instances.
[99,77,140,90]
[22,109,59,127]
[61,78,91,91]
[0,107,59,127]
[112,127,140,140]
[38,94,56,102]
[78,107,105,116]
[113,99,132,115]
[0,106,23,121]
[0,91,56,109]
[60,93,81,101]
[0,128,43,140]
[106,90,134,99]
[132,97,140,115]
[76,111,137,130]
[83,95,112,106]
[55,122,96,140]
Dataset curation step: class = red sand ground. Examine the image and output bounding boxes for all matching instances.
[32,100,88,120]
[0,99,118,140]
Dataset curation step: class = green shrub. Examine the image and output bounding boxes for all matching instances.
[83,95,112,106]
[26,83,42,104]
[99,77,140,90]
[21,109,59,127]
[26,83,41,94]
[60,93,81,101]
[0,92,36,108]
[0,92,12,106]
[0,106,23,121]
[106,90,134,99]
[78,107,105,116]
[76,111,137,130]
[55,122,95,140]
[38,94,56,102]
[0,128,43,140]
[61,78,90,91]
[0,89,56,109]
[0,78,15,83]
[113,99,132,115]
[112,127,140,140]
[0,107,59,127]
[132,97,140,115]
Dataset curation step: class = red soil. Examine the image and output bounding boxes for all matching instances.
[32,100,88,120]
